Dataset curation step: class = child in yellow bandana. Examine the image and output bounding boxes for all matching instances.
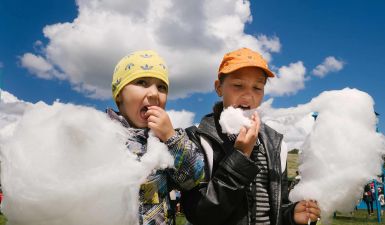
[108,50,205,225]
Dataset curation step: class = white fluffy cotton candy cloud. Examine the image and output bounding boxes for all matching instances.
[20,0,284,99]
[289,89,385,222]
[0,101,173,225]
[219,88,385,222]
[219,107,256,134]
[259,88,385,222]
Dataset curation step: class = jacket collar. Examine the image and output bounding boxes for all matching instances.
[106,108,148,140]
[198,102,225,146]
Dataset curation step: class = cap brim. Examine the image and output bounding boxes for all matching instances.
[219,64,275,77]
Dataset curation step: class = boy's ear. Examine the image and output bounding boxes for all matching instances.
[115,94,121,107]
[214,80,222,97]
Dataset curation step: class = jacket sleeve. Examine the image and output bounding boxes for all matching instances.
[165,128,206,191]
[280,164,298,225]
[181,137,260,225]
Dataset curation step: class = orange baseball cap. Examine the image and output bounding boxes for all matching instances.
[218,47,275,78]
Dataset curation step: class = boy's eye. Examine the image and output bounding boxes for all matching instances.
[253,86,264,92]
[253,83,265,90]
[135,79,147,86]
[233,83,242,88]
[157,84,168,93]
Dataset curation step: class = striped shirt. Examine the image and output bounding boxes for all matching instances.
[250,144,270,224]
[227,135,271,225]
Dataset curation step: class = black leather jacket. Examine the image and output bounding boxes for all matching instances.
[182,107,298,225]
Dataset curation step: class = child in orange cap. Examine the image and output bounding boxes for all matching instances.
[108,50,205,225]
[181,48,321,225]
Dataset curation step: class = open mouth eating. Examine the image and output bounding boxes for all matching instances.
[140,106,149,120]
[236,104,251,110]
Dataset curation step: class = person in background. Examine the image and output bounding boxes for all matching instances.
[378,187,385,215]
[363,183,374,216]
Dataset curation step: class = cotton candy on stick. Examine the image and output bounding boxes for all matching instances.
[276,89,385,223]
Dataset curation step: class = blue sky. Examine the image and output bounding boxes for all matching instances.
[1,0,384,131]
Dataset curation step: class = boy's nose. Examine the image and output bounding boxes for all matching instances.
[146,84,159,105]
[240,90,253,101]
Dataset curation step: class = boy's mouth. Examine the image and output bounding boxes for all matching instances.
[235,104,251,110]
[140,106,149,120]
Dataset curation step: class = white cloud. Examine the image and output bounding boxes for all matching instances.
[312,56,344,77]
[167,109,195,129]
[20,53,65,80]
[265,61,307,96]
[20,0,282,100]
[1,89,22,104]
[257,35,281,54]
[258,98,315,150]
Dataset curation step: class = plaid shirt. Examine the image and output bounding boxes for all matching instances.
[107,109,205,225]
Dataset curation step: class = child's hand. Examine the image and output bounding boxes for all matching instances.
[145,106,175,142]
[294,200,321,224]
[234,112,260,157]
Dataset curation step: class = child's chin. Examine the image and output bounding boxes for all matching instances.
[130,119,148,129]
[135,123,148,129]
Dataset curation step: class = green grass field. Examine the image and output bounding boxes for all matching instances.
[0,214,6,225]
[322,210,385,225]
[287,151,300,178]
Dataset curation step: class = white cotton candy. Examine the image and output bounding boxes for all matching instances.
[0,101,173,225]
[271,88,384,223]
[219,107,257,134]
[141,131,174,170]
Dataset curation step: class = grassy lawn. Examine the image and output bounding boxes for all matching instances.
[287,151,299,178]
[0,214,6,225]
[176,214,187,225]
[330,210,385,225]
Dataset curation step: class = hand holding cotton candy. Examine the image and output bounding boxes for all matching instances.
[219,107,261,157]
[0,102,174,225]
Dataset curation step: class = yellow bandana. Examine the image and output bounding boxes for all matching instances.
[111,50,169,101]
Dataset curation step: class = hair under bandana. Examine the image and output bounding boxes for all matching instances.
[111,50,169,101]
